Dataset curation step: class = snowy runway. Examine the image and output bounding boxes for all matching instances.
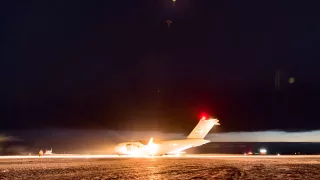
[0,155,320,179]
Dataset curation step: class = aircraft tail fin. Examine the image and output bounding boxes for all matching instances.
[187,118,219,139]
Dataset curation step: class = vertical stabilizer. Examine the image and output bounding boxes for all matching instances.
[187,118,219,139]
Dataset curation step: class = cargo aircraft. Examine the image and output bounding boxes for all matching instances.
[115,116,220,156]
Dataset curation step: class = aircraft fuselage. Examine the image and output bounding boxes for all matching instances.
[115,138,210,156]
[114,118,219,155]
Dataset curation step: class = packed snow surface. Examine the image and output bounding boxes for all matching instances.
[0,155,320,179]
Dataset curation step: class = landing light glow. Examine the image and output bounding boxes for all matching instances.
[145,139,158,155]
[117,137,159,156]
[260,149,267,154]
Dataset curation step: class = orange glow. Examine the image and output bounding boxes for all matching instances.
[146,137,159,155]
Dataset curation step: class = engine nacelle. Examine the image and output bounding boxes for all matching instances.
[115,142,145,155]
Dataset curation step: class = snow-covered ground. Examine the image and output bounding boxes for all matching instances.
[0,156,319,179]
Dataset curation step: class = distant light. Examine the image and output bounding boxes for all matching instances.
[277,153,280,156]
[289,77,295,84]
[201,116,206,120]
[260,148,267,154]
[173,0,176,2]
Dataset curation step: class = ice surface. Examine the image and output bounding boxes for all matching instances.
[0,156,320,179]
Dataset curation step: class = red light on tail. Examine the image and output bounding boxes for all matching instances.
[200,112,207,120]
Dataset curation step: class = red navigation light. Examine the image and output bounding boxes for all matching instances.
[200,112,207,120]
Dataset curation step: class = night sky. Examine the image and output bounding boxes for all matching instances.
[2,1,320,133]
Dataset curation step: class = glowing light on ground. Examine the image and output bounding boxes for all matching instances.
[260,148,267,154]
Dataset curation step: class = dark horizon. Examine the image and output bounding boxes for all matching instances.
[2,1,320,132]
